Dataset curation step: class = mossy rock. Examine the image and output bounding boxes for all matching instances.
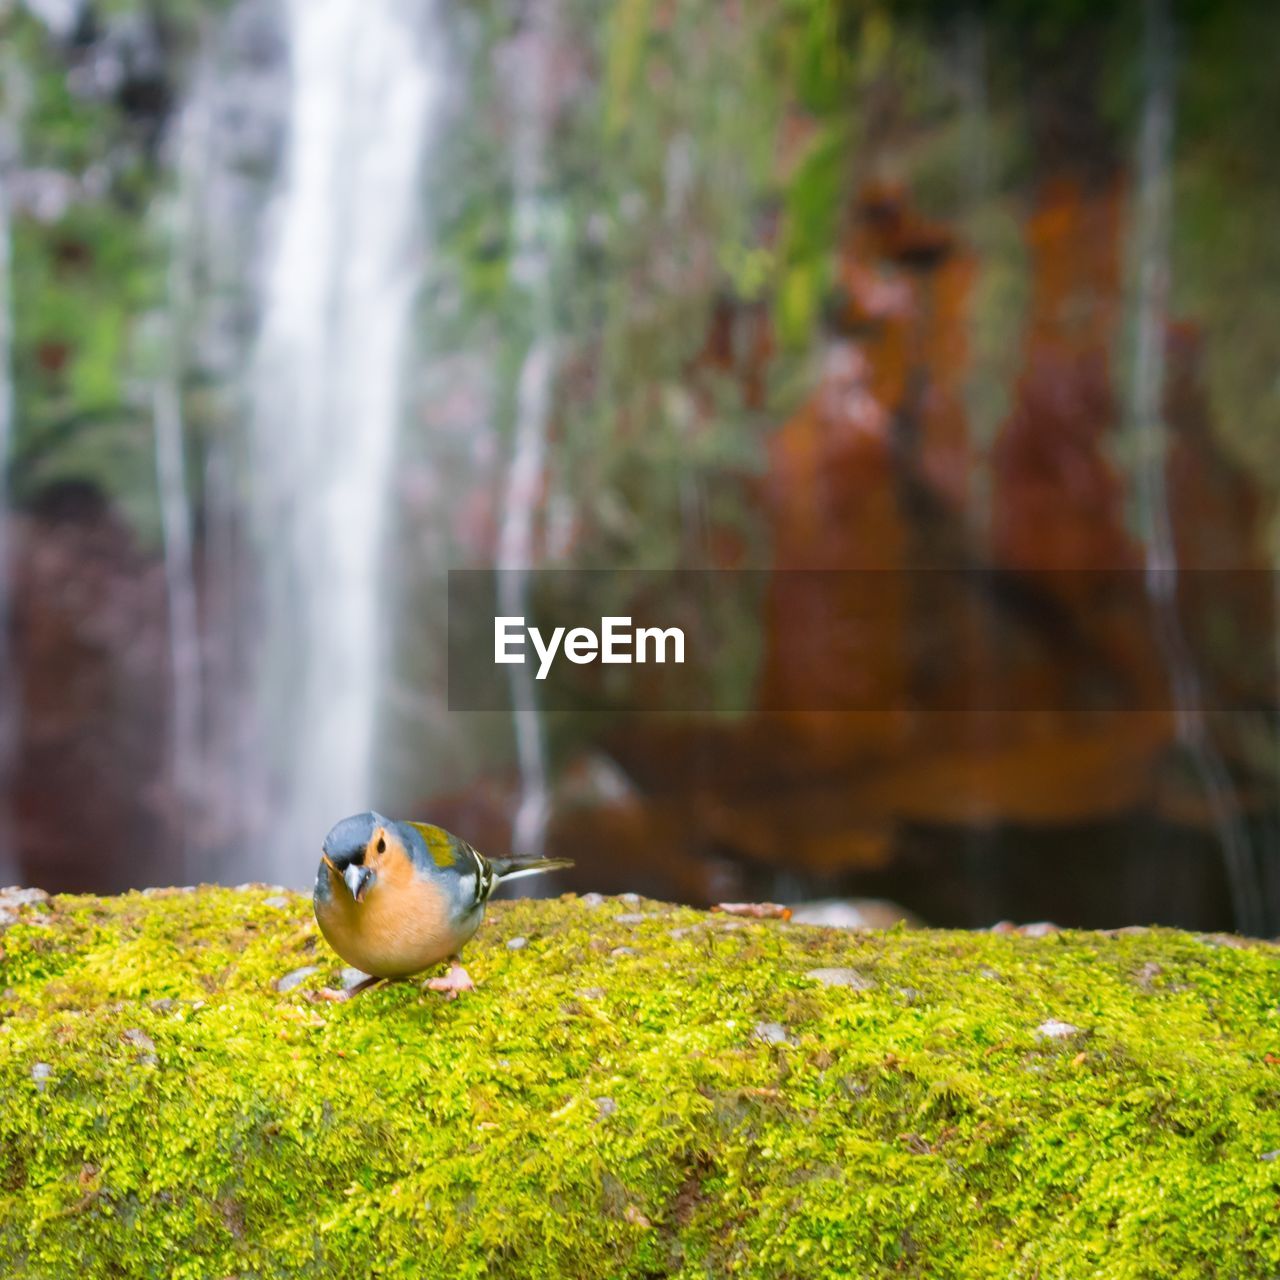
[1,888,1278,1277]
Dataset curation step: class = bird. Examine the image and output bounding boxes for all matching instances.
[313,811,572,998]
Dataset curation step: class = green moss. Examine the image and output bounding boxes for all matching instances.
[1,891,1278,1277]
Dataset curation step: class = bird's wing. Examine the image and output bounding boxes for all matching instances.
[403,821,492,906]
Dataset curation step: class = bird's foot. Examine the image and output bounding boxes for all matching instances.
[308,987,351,1003]
[423,962,475,1000]
[309,975,384,1003]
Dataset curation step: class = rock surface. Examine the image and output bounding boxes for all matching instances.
[0,888,1277,1278]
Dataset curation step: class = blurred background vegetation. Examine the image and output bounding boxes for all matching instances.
[2,0,1280,935]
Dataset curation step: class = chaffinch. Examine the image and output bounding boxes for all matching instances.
[314,811,571,997]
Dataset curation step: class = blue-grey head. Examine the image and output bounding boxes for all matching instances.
[320,810,392,903]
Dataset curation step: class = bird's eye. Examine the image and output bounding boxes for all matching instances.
[376,837,386,854]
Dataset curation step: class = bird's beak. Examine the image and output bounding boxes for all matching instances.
[344,864,373,903]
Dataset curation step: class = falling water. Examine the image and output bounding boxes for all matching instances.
[152,92,209,871]
[249,0,437,881]
[496,2,560,859]
[1126,0,1261,933]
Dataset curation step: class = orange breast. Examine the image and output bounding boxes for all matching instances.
[316,860,479,978]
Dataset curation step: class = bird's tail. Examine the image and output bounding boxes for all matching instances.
[488,856,574,886]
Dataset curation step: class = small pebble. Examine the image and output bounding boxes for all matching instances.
[805,967,874,990]
[1035,1019,1082,1041]
[753,1021,794,1045]
[1260,1150,1280,1162]
[275,966,319,993]
[610,946,638,958]
[595,1096,618,1118]
[0,908,16,928]
[263,896,291,911]
[614,912,648,924]
[150,999,176,1014]
[580,893,605,907]
[990,920,1017,935]
[339,968,369,990]
[122,1029,158,1066]
[31,1062,52,1090]
[0,887,49,910]
[1020,922,1060,938]
[576,987,606,1001]
[619,892,640,905]
[506,936,528,950]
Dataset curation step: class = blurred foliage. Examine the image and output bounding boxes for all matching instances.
[425,0,866,578]
[1171,1,1280,523]
[1,0,204,539]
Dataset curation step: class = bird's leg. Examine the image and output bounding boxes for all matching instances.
[423,958,475,1000]
[310,975,386,1003]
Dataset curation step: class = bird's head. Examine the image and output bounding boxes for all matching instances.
[321,811,397,904]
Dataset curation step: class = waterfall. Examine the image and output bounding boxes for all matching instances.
[248,0,437,881]
[495,2,560,859]
[153,88,209,872]
[1126,0,1262,933]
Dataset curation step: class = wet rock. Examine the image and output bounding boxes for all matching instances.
[338,967,369,991]
[805,967,874,990]
[789,898,921,929]
[506,936,528,950]
[275,966,319,993]
[1035,1019,1082,1041]
[1197,933,1249,950]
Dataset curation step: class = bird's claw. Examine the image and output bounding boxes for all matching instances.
[423,964,475,1000]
